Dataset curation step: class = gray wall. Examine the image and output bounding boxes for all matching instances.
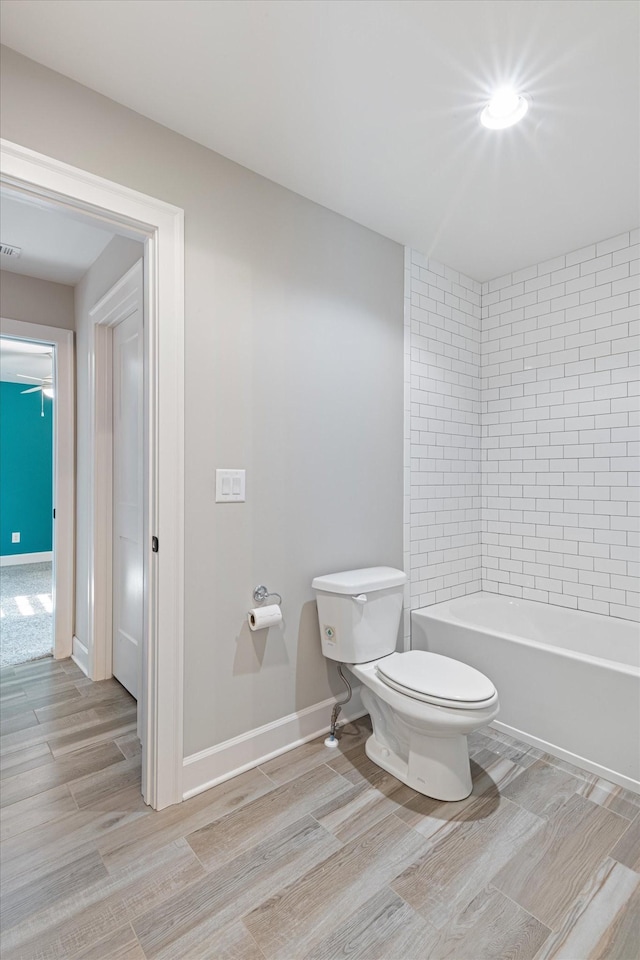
[1,45,404,755]
[0,270,74,330]
[73,236,145,651]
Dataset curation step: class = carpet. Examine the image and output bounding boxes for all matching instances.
[0,562,53,667]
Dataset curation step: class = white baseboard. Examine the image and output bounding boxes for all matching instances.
[71,635,89,676]
[182,688,366,800]
[490,720,640,795]
[0,551,53,567]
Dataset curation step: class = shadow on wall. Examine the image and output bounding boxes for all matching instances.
[232,615,289,675]
[231,596,354,712]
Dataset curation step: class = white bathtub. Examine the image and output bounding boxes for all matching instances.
[411,593,640,793]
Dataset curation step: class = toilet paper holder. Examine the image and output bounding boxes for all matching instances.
[253,584,282,606]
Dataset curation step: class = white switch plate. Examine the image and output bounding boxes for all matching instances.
[11,532,20,543]
[216,469,246,503]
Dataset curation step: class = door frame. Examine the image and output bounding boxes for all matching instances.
[88,261,143,687]
[0,317,74,660]
[0,138,185,810]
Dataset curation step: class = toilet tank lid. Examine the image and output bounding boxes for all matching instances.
[312,566,407,595]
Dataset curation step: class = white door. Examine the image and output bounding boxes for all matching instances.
[112,275,143,698]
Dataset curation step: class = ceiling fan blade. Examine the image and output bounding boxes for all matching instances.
[21,386,42,394]
[16,374,44,382]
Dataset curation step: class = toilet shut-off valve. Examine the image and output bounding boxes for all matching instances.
[324,663,353,748]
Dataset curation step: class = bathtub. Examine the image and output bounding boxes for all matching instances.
[411,594,640,793]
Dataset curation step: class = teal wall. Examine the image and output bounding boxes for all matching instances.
[0,381,53,556]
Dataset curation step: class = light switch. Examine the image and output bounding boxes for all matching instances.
[216,469,246,502]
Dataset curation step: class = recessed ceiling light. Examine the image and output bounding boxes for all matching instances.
[481,87,529,130]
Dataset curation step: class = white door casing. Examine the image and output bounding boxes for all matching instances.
[111,265,143,698]
[88,263,145,722]
[0,317,74,660]
[0,138,185,810]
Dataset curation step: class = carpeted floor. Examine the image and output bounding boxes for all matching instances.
[0,561,53,667]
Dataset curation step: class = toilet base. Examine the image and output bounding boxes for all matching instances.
[365,731,473,801]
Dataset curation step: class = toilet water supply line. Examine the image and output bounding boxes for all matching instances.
[324,663,352,748]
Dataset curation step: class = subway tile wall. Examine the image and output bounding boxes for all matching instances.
[404,247,483,634]
[405,229,639,625]
[481,230,639,621]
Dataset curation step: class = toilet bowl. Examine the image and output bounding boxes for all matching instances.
[350,651,499,800]
[312,567,499,801]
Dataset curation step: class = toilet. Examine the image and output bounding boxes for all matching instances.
[312,566,499,801]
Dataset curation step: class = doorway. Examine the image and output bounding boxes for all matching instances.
[0,336,54,666]
[1,138,185,810]
[0,318,74,663]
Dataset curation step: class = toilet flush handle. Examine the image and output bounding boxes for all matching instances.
[352,594,368,604]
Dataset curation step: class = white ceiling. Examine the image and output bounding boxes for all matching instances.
[0,337,53,384]
[0,193,115,284]
[1,0,638,281]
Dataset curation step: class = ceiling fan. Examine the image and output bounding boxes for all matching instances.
[17,373,54,417]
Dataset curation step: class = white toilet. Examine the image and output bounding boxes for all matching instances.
[312,566,499,801]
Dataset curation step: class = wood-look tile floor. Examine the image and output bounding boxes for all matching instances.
[1,658,639,959]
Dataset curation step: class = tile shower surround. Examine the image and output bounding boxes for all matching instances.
[405,230,639,624]
[404,246,483,635]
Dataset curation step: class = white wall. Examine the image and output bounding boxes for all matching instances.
[481,231,639,622]
[73,236,144,651]
[0,269,74,329]
[405,229,639,625]
[403,248,483,629]
[0,46,404,757]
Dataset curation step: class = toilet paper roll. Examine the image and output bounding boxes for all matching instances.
[248,604,282,631]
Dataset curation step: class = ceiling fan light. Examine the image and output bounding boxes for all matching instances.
[42,387,54,398]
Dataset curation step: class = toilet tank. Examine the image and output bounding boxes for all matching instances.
[312,567,407,663]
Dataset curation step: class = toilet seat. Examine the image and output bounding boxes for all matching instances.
[376,650,497,710]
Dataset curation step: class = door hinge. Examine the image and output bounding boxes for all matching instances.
[152,536,159,553]
[53,508,56,520]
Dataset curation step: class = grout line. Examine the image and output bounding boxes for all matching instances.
[240,918,270,960]
[488,882,553,935]
[322,759,355,784]
[129,923,148,959]
[256,765,280,786]
[185,839,210,874]
[307,810,348,846]
[605,811,639,866]
[68,781,82,812]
